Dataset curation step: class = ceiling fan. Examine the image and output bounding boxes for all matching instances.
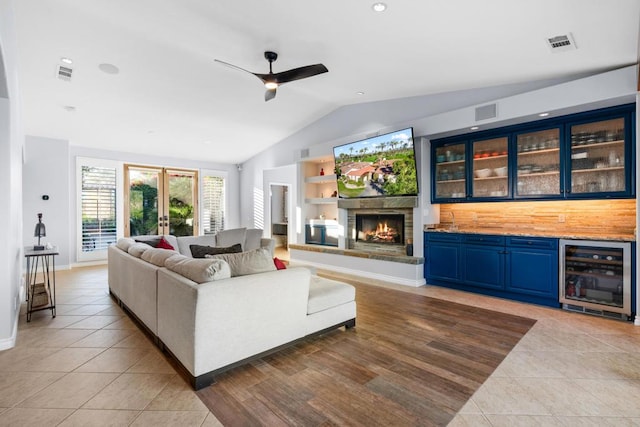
[215,51,328,101]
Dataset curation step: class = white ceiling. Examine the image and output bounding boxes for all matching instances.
[12,0,640,164]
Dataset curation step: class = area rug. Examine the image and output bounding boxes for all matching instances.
[197,278,536,426]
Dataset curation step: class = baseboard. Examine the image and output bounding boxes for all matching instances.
[71,260,108,268]
[0,314,18,351]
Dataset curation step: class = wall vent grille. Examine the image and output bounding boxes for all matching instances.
[475,103,497,121]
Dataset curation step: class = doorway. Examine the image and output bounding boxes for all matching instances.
[124,164,198,237]
[270,184,290,259]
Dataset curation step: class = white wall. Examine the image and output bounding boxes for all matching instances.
[0,0,24,350]
[23,136,71,266]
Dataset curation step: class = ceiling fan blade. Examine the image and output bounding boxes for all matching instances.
[265,87,277,102]
[214,59,264,83]
[255,64,328,85]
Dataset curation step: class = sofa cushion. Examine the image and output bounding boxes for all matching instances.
[116,237,136,252]
[216,228,247,249]
[128,242,152,258]
[190,243,242,259]
[141,247,179,266]
[307,276,356,315]
[165,254,231,283]
[244,229,263,251]
[207,248,276,277]
[176,235,217,257]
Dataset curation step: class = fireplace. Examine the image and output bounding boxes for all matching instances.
[356,214,404,245]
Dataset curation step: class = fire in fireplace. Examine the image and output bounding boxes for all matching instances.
[355,214,404,245]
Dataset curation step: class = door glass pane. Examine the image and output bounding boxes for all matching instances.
[570,118,625,194]
[472,137,508,198]
[434,143,466,199]
[167,171,196,237]
[128,169,160,236]
[516,129,561,196]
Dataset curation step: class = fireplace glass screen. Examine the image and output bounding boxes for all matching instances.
[355,214,404,244]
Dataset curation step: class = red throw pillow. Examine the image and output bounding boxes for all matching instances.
[273,257,287,270]
[157,237,175,250]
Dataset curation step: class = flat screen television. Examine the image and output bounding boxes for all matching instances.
[333,127,418,199]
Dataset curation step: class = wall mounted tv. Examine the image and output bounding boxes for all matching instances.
[333,127,419,199]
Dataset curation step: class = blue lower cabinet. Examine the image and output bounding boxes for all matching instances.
[462,245,505,290]
[425,232,560,308]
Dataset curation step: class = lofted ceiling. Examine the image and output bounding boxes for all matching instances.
[12,0,640,164]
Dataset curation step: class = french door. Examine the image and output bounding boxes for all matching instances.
[124,164,198,237]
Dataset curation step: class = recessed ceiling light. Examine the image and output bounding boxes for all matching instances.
[60,57,73,65]
[98,63,120,75]
[539,112,550,117]
[470,126,479,130]
[356,91,365,95]
[63,105,76,112]
[372,2,387,12]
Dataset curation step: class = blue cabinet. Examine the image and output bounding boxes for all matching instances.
[425,232,462,282]
[305,224,338,247]
[425,232,559,307]
[432,104,635,203]
[462,235,506,290]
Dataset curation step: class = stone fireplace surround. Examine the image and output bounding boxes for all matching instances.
[339,196,417,257]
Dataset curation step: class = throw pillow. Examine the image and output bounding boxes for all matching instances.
[207,248,277,277]
[157,236,175,250]
[164,254,231,283]
[135,237,161,248]
[273,257,287,270]
[215,228,247,249]
[190,243,242,259]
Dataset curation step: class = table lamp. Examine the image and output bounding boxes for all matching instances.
[34,213,46,250]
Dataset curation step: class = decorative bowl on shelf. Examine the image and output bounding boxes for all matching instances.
[493,166,507,177]
[474,168,492,178]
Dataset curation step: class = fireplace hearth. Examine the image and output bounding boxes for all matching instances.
[356,214,404,245]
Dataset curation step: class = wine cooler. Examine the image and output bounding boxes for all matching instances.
[559,239,632,320]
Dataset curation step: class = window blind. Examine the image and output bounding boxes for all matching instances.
[202,175,225,235]
[81,166,117,252]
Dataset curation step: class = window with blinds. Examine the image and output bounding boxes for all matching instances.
[202,175,225,235]
[81,165,117,252]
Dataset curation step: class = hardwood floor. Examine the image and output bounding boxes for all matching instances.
[197,276,536,426]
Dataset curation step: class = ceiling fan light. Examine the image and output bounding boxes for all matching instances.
[264,82,278,89]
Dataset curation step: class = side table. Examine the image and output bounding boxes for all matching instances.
[24,246,58,322]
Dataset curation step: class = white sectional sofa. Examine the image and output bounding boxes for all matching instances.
[107,228,356,389]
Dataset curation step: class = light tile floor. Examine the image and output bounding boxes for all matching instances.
[2,257,640,426]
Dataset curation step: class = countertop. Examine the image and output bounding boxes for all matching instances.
[426,228,635,242]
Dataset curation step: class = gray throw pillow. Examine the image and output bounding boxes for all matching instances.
[190,243,242,259]
[164,254,231,283]
[207,248,277,277]
[216,228,247,249]
[135,237,161,248]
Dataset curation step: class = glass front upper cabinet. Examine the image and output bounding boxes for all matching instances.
[434,142,466,200]
[568,117,626,195]
[515,128,561,198]
[471,137,509,198]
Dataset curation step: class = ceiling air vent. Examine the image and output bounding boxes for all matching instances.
[299,148,309,159]
[56,64,73,81]
[475,103,497,121]
[546,33,577,52]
